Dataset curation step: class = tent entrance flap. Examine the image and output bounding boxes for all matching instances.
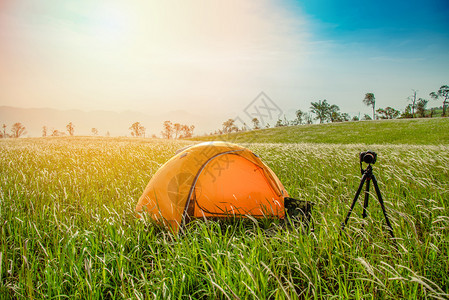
[190,154,283,218]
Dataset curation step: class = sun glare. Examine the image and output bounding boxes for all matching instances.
[89,4,131,43]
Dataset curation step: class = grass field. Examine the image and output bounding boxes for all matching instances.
[1,135,448,298]
[194,117,449,145]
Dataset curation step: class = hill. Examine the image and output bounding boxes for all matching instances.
[192,118,449,145]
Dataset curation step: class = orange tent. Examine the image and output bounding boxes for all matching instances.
[135,141,289,232]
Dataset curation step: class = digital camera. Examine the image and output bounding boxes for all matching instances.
[360,150,377,164]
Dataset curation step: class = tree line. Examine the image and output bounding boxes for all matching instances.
[0,121,195,139]
[2,85,447,139]
[128,121,195,139]
[0,123,27,138]
[207,84,448,135]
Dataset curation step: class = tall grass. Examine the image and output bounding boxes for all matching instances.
[1,137,448,299]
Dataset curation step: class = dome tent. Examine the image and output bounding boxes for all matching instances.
[135,141,305,233]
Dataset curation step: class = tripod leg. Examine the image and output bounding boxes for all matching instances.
[341,174,367,230]
[371,175,395,238]
[362,178,370,219]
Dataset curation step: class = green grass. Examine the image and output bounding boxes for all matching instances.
[193,117,449,145]
[1,137,448,299]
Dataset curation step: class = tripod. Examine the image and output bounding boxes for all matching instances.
[341,163,394,238]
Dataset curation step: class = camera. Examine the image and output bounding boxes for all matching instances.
[360,150,377,164]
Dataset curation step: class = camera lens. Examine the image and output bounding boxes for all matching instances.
[363,153,374,164]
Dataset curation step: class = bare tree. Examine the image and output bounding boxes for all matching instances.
[129,122,145,137]
[11,123,27,138]
[430,85,449,116]
[2,124,7,138]
[42,126,47,137]
[408,90,418,118]
[91,128,98,136]
[363,93,376,120]
[66,122,75,136]
[161,121,173,139]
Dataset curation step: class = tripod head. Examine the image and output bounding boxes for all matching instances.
[359,150,377,175]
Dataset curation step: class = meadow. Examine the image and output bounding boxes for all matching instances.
[195,118,449,145]
[0,133,448,298]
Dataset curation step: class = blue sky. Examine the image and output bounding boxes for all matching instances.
[295,0,449,63]
[297,0,449,38]
[274,0,449,118]
[0,0,448,130]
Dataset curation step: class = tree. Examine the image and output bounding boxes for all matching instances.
[252,118,260,130]
[430,108,437,118]
[181,125,195,138]
[222,119,235,134]
[430,85,449,116]
[376,107,400,119]
[363,93,376,120]
[283,115,290,126]
[294,109,304,125]
[401,104,413,118]
[66,122,75,136]
[304,112,313,124]
[416,98,429,118]
[173,123,182,139]
[310,100,331,123]
[329,104,341,122]
[42,126,47,137]
[408,90,418,118]
[362,114,372,121]
[275,119,284,127]
[340,113,351,122]
[91,128,98,136]
[129,122,145,137]
[161,121,173,139]
[51,129,61,137]
[11,123,27,138]
[2,124,7,138]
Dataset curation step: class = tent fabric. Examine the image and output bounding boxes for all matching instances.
[135,141,288,232]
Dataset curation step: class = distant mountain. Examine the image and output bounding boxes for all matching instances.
[0,106,223,137]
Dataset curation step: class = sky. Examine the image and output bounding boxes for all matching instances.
[1,0,449,126]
